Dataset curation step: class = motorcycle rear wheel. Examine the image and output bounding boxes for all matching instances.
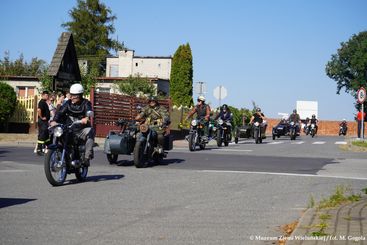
[134,141,148,168]
[75,166,88,181]
[44,149,67,186]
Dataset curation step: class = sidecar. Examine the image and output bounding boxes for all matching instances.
[104,120,137,164]
[234,124,252,144]
[272,121,290,140]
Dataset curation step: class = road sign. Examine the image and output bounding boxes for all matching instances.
[213,86,227,100]
[357,87,366,104]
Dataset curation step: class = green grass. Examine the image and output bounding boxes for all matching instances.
[351,140,367,148]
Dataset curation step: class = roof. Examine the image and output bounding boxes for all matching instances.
[47,32,81,81]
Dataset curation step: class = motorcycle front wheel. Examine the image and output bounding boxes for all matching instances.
[44,148,67,186]
[216,130,222,147]
[134,141,148,168]
[188,133,197,152]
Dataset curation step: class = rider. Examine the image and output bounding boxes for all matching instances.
[339,118,348,134]
[309,114,319,134]
[185,95,211,142]
[215,104,233,122]
[51,84,95,165]
[289,109,301,134]
[250,107,265,125]
[135,96,170,152]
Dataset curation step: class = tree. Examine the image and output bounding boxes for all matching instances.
[170,43,194,107]
[0,82,17,124]
[115,75,156,97]
[62,0,124,75]
[0,52,47,77]
[325,31,367,96]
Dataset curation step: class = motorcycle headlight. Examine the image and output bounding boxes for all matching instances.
[290,122,295,126]
[218,119,223,125]
[191,120,197,126]
[254,122,260,127]
[140,124,149,133]
[311,124,315,128]
[54,126,63,137]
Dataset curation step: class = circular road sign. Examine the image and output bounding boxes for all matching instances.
[357,87,366,104]
[213,86,227,100]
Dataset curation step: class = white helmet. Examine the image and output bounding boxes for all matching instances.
[197,95,205,102]
[70,83,84,94]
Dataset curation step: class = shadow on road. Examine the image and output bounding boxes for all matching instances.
[0,197,37,208]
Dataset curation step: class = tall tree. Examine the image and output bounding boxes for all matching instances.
[0,52,47,77]
[62,0,124,75]
[0,82,17,124]
[325,31,367,96]
[170,43,194,107]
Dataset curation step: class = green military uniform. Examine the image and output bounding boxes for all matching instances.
[139,105,170,146]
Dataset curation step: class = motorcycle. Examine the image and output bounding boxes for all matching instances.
[216,118,232,147]
[44,112,93,186]
[339,123,348,136]
[104,119,137,164]
[309,123,317,138]
[253,121,263,144]
[303,123,310,135]
[187,118,207,151]
[133,123,171,168]
[289,121,299,140]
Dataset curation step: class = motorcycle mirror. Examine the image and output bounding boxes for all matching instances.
[86,111,94,118]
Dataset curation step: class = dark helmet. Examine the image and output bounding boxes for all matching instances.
[148,96,158,103]
[222,104,228,111]
[312,114,316,118]
[256,107,261,112]
[293,109,297,113]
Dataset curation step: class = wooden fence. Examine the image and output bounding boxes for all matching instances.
[9,96,37,123]
[91,88,171,137]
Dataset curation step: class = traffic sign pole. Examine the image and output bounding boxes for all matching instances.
[362,103,364,139]
[357,87,366,139]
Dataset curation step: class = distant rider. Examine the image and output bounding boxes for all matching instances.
[215,104,233,122]
[50,84,95,165]
[289,109,301,134]
[186,96,211,142]
[309,114,318,134]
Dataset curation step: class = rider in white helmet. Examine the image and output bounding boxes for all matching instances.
[186,96,211,142]
[51,83,95,165]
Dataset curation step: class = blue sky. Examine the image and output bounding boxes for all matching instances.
[1,0,366,120]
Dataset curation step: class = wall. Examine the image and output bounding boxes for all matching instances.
[265,118,359,137]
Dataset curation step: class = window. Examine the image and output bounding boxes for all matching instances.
[135,63,138,67]
[109,65,119,77]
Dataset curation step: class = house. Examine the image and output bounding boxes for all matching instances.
[1,75,41,97]
[102,49,172,95]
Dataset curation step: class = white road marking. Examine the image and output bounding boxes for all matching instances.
[267,141,283,145]
[291,141,304,145]
[211,148,253,152]
[199,170,367,180]
[335,141,347,145]
[312,141,326,144]
[0,169,27,173]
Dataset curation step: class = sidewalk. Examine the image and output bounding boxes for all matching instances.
[286,197,367,244]
[0,133,188,148]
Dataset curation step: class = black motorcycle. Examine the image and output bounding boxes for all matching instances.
[187,118,207,151]
[309,123,317,138]
[289,121,299,140]
[104,119,137,164]
[339,123,348,136]
[253,121,263,144]
[216,118,232,147]
[133,124,170,168]
[44,115,93,186]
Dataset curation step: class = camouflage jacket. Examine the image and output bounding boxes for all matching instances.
[139,105,170,126]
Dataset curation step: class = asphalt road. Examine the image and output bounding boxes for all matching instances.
[0,136,366,245]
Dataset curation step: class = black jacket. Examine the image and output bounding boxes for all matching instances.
[54,99,93,128]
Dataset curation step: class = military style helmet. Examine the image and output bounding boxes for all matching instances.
[293,109,297,113]
[312,114,316,118]
[222,104,228,110]
[70,83,84,95]
[256,107,261,112]
[197,95,205,102]
[148,96,158,102]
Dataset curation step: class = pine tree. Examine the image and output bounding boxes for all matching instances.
[170,43,194,107]
[62,0,124,75]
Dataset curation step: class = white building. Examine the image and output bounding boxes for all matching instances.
[296,101,318,120]
[103,49,172,96]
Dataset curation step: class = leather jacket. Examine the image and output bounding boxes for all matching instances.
[54,99,93,128]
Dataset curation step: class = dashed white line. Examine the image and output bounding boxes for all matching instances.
[335,141,347,145]
[312,141,326,144]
